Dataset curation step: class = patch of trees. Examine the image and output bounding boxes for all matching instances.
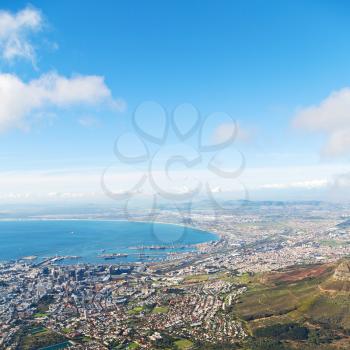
[16,326,66,350]
[247,338,287,350]
[308,327,342,345]
[31,294,54,313]
[254,322,309,340]
[152,334,176,349]
[194,342,240,349]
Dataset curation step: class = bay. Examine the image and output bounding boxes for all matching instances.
[0,220,217,263]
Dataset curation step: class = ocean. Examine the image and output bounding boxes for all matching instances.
[0,220,217,264]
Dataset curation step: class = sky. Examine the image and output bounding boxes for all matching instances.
[1,0,350,206]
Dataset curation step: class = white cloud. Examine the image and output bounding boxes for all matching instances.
[259,179,328,190]
[0,6,43,64]
[0,72,126,131]
[293,88,350,157]
[213,122,252,144]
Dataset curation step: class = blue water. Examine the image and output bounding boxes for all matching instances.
[0,220,217,264]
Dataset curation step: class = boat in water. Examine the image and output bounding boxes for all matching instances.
[98,253,128,260]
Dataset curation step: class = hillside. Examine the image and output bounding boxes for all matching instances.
[233,260,350,349]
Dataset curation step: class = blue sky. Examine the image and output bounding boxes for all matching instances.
[1,0,350,204]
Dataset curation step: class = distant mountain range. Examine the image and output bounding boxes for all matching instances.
[337,218,350,229]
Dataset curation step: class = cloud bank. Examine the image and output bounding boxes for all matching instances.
[293,88,350,157]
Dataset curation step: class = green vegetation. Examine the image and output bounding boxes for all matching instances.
[195,343,240,350]
[305,294,350,329]
[226,272,254,284]
[254,323,309,340]
[38,341,71,350]
[184,274,209,283]
[174,339,193,349]
[14,325,67,350]
[184,272,228,284]
[233,262,350,348]
[82,336,91,342]
[150,333,179,348]
[61,327,72,334]
[234,274,323,325]
[128,306,145,314]
[152,306,169,314]
[30,327,47,335]
[33,294,54,313]
[240,323,309,350]
[246,338,288,350]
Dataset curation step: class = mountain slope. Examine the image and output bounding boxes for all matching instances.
[234,260,350,349]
